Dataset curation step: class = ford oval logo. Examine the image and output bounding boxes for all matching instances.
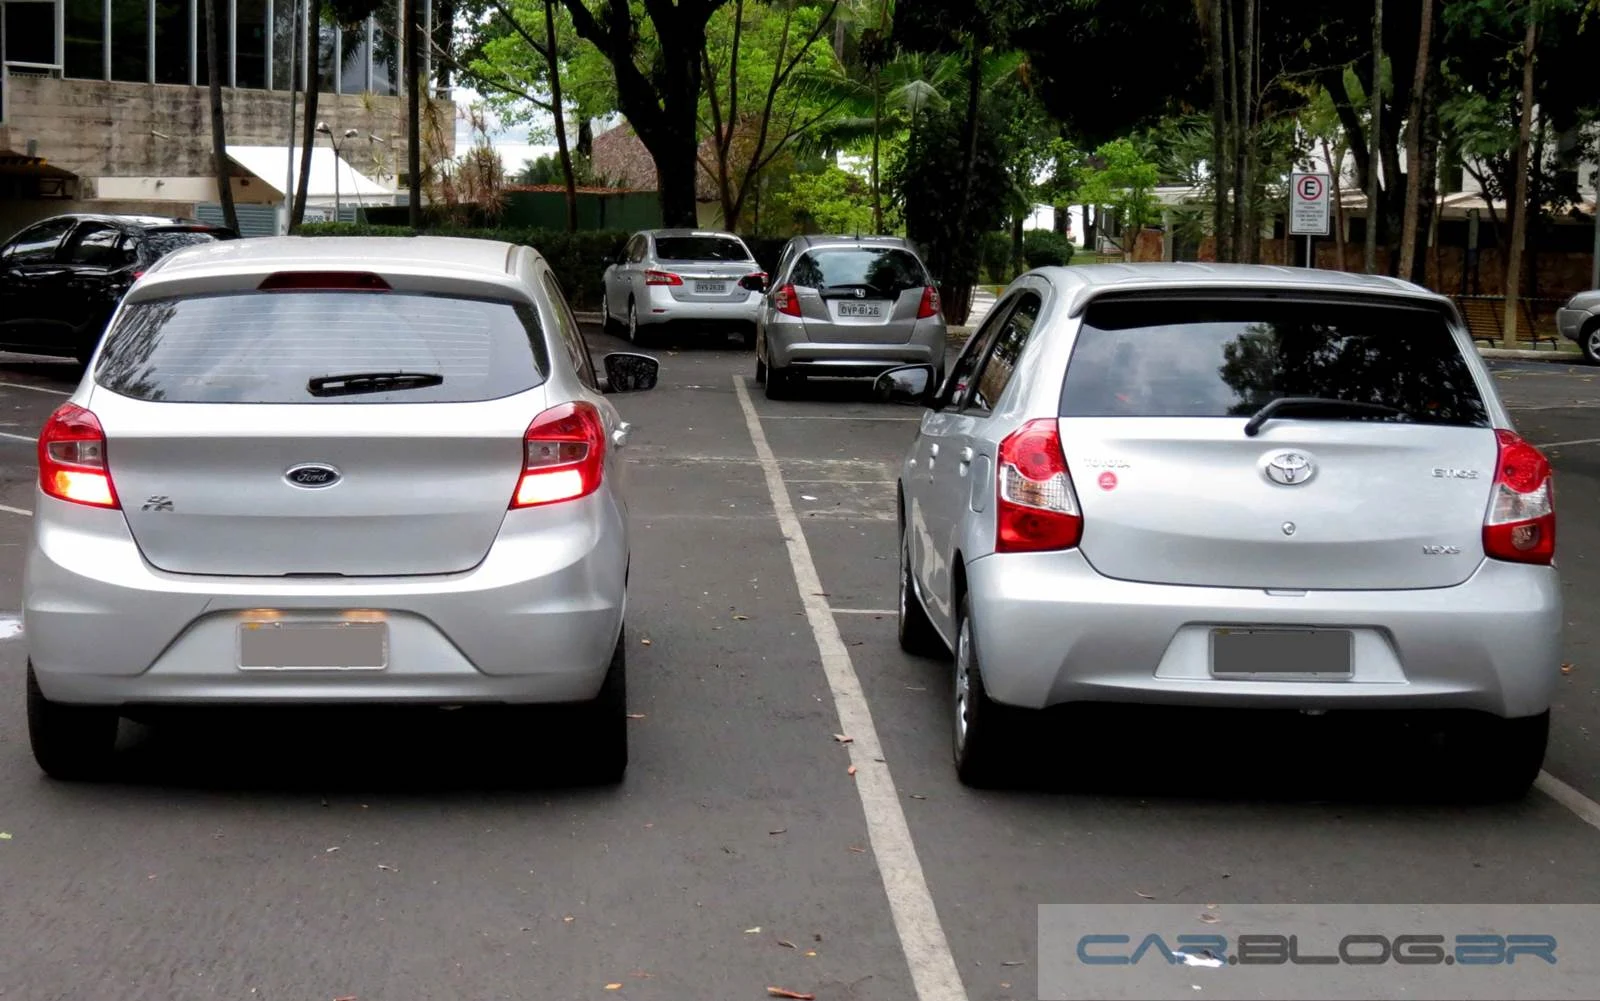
[285,463,342,488]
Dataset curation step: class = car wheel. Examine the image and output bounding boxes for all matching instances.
[27,663,118,782]
[755,354,767,385]
[571,626,629,785]
[627,300,649,348]
[1441,710,1549,802]
[953,595,1028,788]
[602,293,621,335]
[742,326,757,350]
[1583,321,1600,365]
[898,519,947,659]
[764,365,791,400]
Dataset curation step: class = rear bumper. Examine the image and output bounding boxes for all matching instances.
[640,286,761,327]
[766,324,948,375]
[963,551,1563,719]
[23,490,628,707]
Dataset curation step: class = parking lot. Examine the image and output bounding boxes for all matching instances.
[1,330,1599,1000]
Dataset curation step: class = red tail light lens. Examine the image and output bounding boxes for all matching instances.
[513,401,606,508]
[1483,428,1555,564]
[644,270,683,286]
[917,285,941,319]
[39,403,119,509]
[258,271,392,291]
[996,419,1081,553]
[773,284,802,317]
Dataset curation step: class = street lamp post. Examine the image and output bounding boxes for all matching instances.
[315,122,362,222]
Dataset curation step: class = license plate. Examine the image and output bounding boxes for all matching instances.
[237,619,389,670]
[838,302,884,318]
[1209,627,1352,678]
[695,281,728,295]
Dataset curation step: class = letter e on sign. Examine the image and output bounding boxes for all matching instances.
[1098,471,1118,491]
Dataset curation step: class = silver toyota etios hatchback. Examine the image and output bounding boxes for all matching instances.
[879,264,1562,799]
[23,236,659,783]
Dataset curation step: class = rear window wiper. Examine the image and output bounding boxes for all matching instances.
[307,371,445,397]
[1243,396,1406,437]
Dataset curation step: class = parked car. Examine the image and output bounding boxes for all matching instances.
[1555,289,1600,363]
[880,263,1561,800]
[23,235,660,783]
[0,214,236,365]
[752,235,947,401]
[600,228,766,347]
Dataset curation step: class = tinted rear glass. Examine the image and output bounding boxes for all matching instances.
[95,291,547,404]
[1059,297,1489,427]
[653,236,751,262]
[791,248,927,296]
[145,230,230,258]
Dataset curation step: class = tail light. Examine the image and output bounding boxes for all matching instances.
[917,285,941,319]
[39,403,119,509]
[773,284,802,317]
[258,271,391,291]
[644,270,682,286]
[996,419,1081,553]
[1483,428,1555,564]
[131,270,145,280]
[512,401,606,509]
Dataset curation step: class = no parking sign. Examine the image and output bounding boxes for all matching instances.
[1290,171,1331,236]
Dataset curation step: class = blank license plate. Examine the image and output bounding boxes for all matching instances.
[839,302,884,318]
[238,620,389,670]
[1210,628,1352,678]
[695,281,727,295]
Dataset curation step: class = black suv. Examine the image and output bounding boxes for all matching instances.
[0,214,237,365]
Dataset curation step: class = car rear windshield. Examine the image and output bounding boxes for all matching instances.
[1058,296,1489,427]
[94,290,547,404]
[145,229,231,258]
[791,248,928,296]
[654,236,752,262]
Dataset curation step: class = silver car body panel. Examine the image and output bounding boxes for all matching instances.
[602,228,762,329]
[899,263,1559,720]
[1556,288,1600,344]
[25,235,636,706]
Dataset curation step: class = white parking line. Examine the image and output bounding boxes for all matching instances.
[0,382,69,397]
[833,608,897,616]
[1538,437,1600,449]
[761,415,921,422]
[0,431,35,443]
[734,374,968,1001]
[1537,771,1600,833]
[0,504,32,517]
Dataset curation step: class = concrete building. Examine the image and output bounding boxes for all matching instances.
[0,0,454,237]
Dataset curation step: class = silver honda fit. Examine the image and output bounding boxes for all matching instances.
[23,235,659,782]
[880,263,1562,798]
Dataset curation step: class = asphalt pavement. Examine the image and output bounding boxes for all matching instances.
[0,338,1597,1001]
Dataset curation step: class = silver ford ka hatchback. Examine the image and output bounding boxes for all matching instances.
[880,264,1562,799]
[23,236,659,783]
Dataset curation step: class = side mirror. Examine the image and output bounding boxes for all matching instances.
[602,352,659,393]
[874,364,938,407]
[739,272,767,293]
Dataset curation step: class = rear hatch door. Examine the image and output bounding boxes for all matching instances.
[89,285,551,577]
[652,234,760,305]
[791,245,929,344]
[1056,293,1500,591]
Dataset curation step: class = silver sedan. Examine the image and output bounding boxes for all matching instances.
[601,229,766,348]
[23,235,660,783]
[881,263,1562,800]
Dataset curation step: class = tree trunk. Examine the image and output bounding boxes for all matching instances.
[406,0,422,228]
[1364,0,1383,273]
[1398,0,1433,281]
[1226,0,1245,257]
[1325,136,1346,269]
[871,68,883,232]
[577,118,593,159]
[291,0,322,231]
[1502,8,1539,348]
[1209,0,1230,263]
[1239,0,1257,262]
[204,0,239,234]
[544,0,577,232]
[281,0,298,233]
[1011,213,1025,278]
[956,30,984,240]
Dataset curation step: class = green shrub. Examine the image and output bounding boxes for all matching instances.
[979,231,1013,283]
[1023,229,1075,269]
[297,222,629,310]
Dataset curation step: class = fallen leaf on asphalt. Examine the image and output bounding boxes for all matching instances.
[834,734,852,743]
[334,995,357,1000]
[1136,891,1156,899]
[848,846,866,853]
[605,984,622,991]
[745,926,762,934]
[766,988,815,1000]
[626,713,647,719]
[800,495,819,501]
[377,864,396,872]
[909,794,927,800]
[905,685,926,692]
[563,916,575,923]
[1001,983,1011,990]
[1206,903,1218,910]
[734,614,750,621]
[640,638,652,646]
[805,950,818,958]
[1002,961,1024,967]
[0,832,11,840]
[1199,913,1219,924]
[779,939,797,949]
[769,829,787,835]
[325,846,340,853]
[1562,663,1575,675]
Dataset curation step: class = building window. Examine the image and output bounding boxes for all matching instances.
[2,1,58,68]
[338,18,367,93]
[152,0,189,84]
[370,0,396,95]
[236,0,266,87]
[110,0,148,80]
[64,0,105,78]
[270,0,296,90]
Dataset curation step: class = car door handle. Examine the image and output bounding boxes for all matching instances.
[612,422,633,448]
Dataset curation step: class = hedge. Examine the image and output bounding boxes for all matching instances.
[297,222,630,311]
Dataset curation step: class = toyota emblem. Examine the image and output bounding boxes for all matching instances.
[1263,451,1316,486]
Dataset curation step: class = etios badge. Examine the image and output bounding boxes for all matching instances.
[1263,450,1316,486]
[285,463,342,489]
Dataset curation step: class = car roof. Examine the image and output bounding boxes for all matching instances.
[791,234,914,250]
[1029,262,1445,316]
[641,229,746,239]
[36,213,224,231]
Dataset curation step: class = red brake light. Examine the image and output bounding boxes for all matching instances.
[996,419,1081,553]
[512,401,606,509]
[917,285,941,319]
[1483,428,1555,564]
[644,270,683,286]
[773,284,802,317]
[258,271,392,291]
[131,270,145,280]
[39,403,119,510]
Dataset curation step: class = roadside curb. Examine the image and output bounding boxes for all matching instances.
[1479,347,1587,364]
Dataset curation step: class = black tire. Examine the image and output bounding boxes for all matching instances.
[755,354,768,385]
[764,365,792,400]
[571,627,629,785]
[602,295,622,336]
[952,595,1031,788]
[741,326,757,350]
[27,663,118,782]
[898,513,947,659]
[1442,710,1549,802]
[1581,320,1600,365]
[627,300,651,349]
